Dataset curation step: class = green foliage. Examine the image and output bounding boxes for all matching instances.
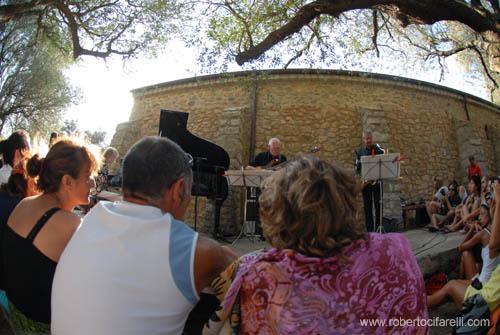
[1,0,189,60]
[60,119,78,135]
[186,0,497,101]
[84,130,107,147]
[0,17,78,137]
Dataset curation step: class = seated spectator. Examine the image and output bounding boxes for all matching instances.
[459,185,468,203]
[0,156,39,225]
[48,132,58,148]
[101,147,119,179]
[1,138,99,333]
[109,158,123,187]
[204,156,428,334]
[443,175,481,233]
[428,204,498,309]
[431,182,500,320]
[95,146,120,193]
[0,130,31,186]
[426,177,448,221]
[429,180,462,231]
[0,155,40,312]
[51,136,236,335]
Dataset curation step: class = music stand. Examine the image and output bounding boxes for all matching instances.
[360,153,400,233]
[225,168,274,243]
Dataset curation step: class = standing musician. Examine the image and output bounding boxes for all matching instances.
[355,129,385,232]
[250,138,287,169]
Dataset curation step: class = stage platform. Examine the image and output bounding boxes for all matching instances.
[225,227,465,277]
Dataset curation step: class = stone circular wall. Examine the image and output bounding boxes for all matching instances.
[111,69,500,233]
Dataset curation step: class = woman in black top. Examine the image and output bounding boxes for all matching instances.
[2,137,99,333]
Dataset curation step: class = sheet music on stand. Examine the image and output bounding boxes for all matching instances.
[225,169,274,188]
[361,153,401,181]
[360,153,401,233]
[225,168,275,244]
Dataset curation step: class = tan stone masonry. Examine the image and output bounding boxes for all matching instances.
[111,70,500,234]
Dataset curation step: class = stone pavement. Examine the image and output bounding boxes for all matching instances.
[225,228,464,276]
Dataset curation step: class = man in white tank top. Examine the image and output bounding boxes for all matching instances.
[51,136,236,335]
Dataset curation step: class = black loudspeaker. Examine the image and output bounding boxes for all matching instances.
[245,200,259,222]
[415,207,430,226]
[382,217,399,232]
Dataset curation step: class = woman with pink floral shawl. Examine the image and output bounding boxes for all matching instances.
[204,156,428,335]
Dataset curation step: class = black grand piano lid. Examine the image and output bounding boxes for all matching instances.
[158,109,230,172]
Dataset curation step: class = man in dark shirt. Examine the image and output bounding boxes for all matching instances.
[355,129,384,232]
[251,138,287,168]
[429,181,462,231]
[247,138,286,238]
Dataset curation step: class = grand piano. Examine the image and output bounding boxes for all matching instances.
[158,109,230,238]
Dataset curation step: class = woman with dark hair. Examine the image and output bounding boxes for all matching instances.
[0,156,39,225]
[444,175,482,233]
[0,155,40,313]
[204,156,428,334]
[1,137,99,333]
[0,130,30,185]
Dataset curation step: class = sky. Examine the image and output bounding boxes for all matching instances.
[64,40,490,145]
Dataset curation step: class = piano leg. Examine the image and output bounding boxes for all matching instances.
[212,198,232,243]
[213,199,222,239]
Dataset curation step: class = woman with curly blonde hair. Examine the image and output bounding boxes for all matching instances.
[204,156,428,335]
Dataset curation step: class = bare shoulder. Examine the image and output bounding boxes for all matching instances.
[196,236,230,262]
[53,210,81,231]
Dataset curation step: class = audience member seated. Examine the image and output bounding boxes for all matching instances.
[426,177,448,221]
[94,146,120,193]
[0,130,31,186]
[1,138,99,333]
[101,147,119,180]
[458,185,468,204]
[438,182,500,322]
[48,132,58,148]
[0,156,39,226]
[51,136,236,335]
[204,156,428,334]
[443,175,481,233]
[429,180,461,231]
[0,155,40,312]
[428,204,498,309]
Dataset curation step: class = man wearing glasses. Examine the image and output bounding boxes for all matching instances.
[52,136,237,335]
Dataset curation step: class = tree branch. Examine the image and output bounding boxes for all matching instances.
[235,0,500,65]
[0,0,54,23]
[372,9,380,57]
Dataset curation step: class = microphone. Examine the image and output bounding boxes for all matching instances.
[310,146,320,153]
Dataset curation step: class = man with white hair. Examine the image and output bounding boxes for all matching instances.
[250,137,287,168]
